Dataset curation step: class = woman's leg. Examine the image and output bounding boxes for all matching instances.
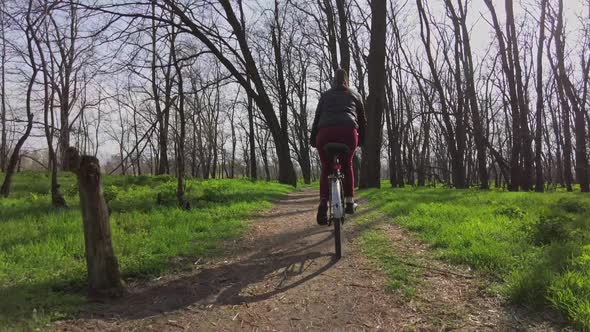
[342,128,358,199]
[316,130,332,201]
[315,129,332,225]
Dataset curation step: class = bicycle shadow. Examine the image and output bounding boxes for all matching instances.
[79,225,337,321]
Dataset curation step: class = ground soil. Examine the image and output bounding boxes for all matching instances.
[54,189,565,331]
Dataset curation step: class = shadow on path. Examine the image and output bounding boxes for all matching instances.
[80,221,337,321]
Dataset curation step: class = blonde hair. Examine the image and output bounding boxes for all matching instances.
[334,68,349,87]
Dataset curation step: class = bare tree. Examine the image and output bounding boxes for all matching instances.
[0,0,7,172]
[550,0,589,192]
[34,3,66,207]
[534,0,548,192]
[155,0,297,185]
[484,0,524,191]
[1,0,37,197]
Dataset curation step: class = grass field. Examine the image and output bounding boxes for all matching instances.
[0,171,293,330]
[360,186,590,330]
[4,171,590,330]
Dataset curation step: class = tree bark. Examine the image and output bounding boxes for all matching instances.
[171,18,189,208]
[320,0,339,72]
[0,2,6,173]
[335,0,350,72]
[359,0,386,188]
[57,3,75,169]
[450,0,489,189]
[65,147,124,297]
[1,3,36,196]
[271,0,291,184]
[553,0,589,192]
[247,89,257,180]
[506,0,534,191]
[534,0,547,192]
[152,1,171,175]
[484,0,522,191]
[34,19,66,207]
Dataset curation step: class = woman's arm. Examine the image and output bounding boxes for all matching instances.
[355,94,367,146]
[309,95,323,147]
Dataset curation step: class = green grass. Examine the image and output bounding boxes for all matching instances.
[353,211,417,299]
[0,171,293,330]
[360,185,590,330]
[359,228,416,297]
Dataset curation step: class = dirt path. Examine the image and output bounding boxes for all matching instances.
[55,189,561,331]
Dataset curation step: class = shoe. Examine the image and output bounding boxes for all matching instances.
[317,200,328,225]
[345,202,358,214]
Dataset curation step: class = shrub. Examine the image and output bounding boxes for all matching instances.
[63,182,78,196]
[532,212,572,245]
[555,197,587,214]
[202,187,226,202]
[102,185,119,203]
[548,270,590,329]
[505,254,555,307]
[494,205,525,219]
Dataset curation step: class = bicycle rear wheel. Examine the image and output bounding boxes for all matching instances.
[334,216,342,259]
[334,178,344,259]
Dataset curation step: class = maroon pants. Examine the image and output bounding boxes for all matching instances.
[316,126,358,200]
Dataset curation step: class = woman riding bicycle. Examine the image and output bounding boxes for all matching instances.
[310,69,366,225]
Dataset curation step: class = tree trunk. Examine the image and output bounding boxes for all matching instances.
[384,75,396,187]
[0,113,33,197]
[534,0,547,192]
[320,0,339,72]
[152,1,170,175]
[360,0,386,188]
[484,0,522,191]
[335,0,350,72]
[171,20,189,208]
[65,148,124,297]
[553,0,589,192]
[33,20,67,207]
[0,2,6,172]
[271,0,292,185]
[56,2,80,170]
[451,0,489,189]
[506,0,533,191]
[133,107,142,175]
[247,91,257,180]
[1,6,37,196]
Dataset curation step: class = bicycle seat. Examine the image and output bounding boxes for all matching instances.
[323,143,350,158]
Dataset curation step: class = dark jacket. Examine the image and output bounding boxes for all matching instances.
[310,85,366,147]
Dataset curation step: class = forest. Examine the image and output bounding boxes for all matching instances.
[2,0,590,330]
[2,0,589,195]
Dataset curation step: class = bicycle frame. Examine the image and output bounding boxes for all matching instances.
[327,154,345,259]
[328,167,344,220]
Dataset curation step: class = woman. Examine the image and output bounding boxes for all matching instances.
[310,69,366,225]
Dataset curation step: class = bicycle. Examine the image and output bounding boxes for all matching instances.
[323,142,351,260]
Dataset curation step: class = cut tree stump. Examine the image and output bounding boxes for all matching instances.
[65,147,125,298]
